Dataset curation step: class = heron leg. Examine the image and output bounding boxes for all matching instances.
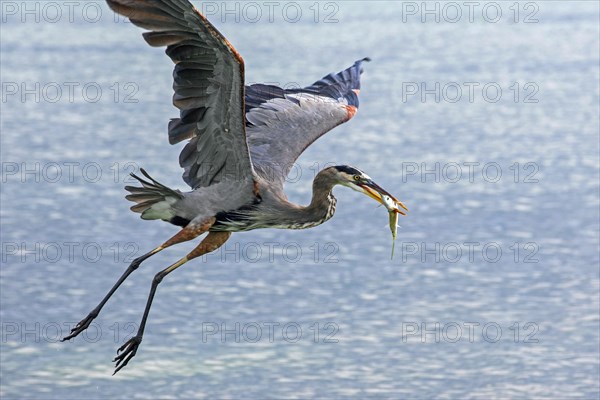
[62,218,216,341]
[113,231,231,374]
[62,247,162,341]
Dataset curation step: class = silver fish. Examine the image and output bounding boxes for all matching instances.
[388,209,400,259]
[381,194,403,259]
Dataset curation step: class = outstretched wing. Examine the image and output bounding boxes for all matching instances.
[245,58,370,187]
[107,0,253,189]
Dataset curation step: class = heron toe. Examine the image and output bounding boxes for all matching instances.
[113,336,142,374]
[61,311,98,341]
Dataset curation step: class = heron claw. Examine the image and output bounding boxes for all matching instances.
[113,336,142,374]
[61,311,98,341]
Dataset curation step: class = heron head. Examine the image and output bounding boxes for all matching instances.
[329,165,408,214]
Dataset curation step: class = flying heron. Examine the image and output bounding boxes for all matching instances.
[62,0,407,374]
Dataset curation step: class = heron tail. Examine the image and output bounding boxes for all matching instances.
[125,169,184,222]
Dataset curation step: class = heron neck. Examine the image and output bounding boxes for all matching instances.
[301,170,337,224]
[247,171,338,230]
[308,172,336,208]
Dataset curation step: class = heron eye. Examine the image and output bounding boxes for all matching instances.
[353,175,361,181]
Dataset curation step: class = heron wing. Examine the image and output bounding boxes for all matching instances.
[245,58,370,187]
[107,0,253,189]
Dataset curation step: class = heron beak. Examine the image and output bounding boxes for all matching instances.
[358,180,408,215]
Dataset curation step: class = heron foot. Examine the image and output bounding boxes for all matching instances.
[61,311,99,341]
[113,335,142,374]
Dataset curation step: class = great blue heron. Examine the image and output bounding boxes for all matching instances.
[62,0,407,374]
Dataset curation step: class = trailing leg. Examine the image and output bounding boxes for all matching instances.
[62,218,216,341]
[113,231,231,374]
[62,247,161,341]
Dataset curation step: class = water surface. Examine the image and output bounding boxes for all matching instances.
[1,1,599,398]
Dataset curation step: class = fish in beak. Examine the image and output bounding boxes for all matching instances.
[356,180,406,260]
[337,167,407,259]
[357,180,408,215]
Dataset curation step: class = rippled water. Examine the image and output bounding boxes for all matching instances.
[1,1,599,398]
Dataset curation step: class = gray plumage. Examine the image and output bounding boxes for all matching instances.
[107,0,253,190]
[110,0,374,232]
[247,92,357,189]
[64,0,406,375]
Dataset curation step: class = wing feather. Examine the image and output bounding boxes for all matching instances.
[245,58,370,187]
[107,0,253,189]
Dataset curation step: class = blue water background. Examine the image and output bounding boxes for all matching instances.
[1,1,599,398]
